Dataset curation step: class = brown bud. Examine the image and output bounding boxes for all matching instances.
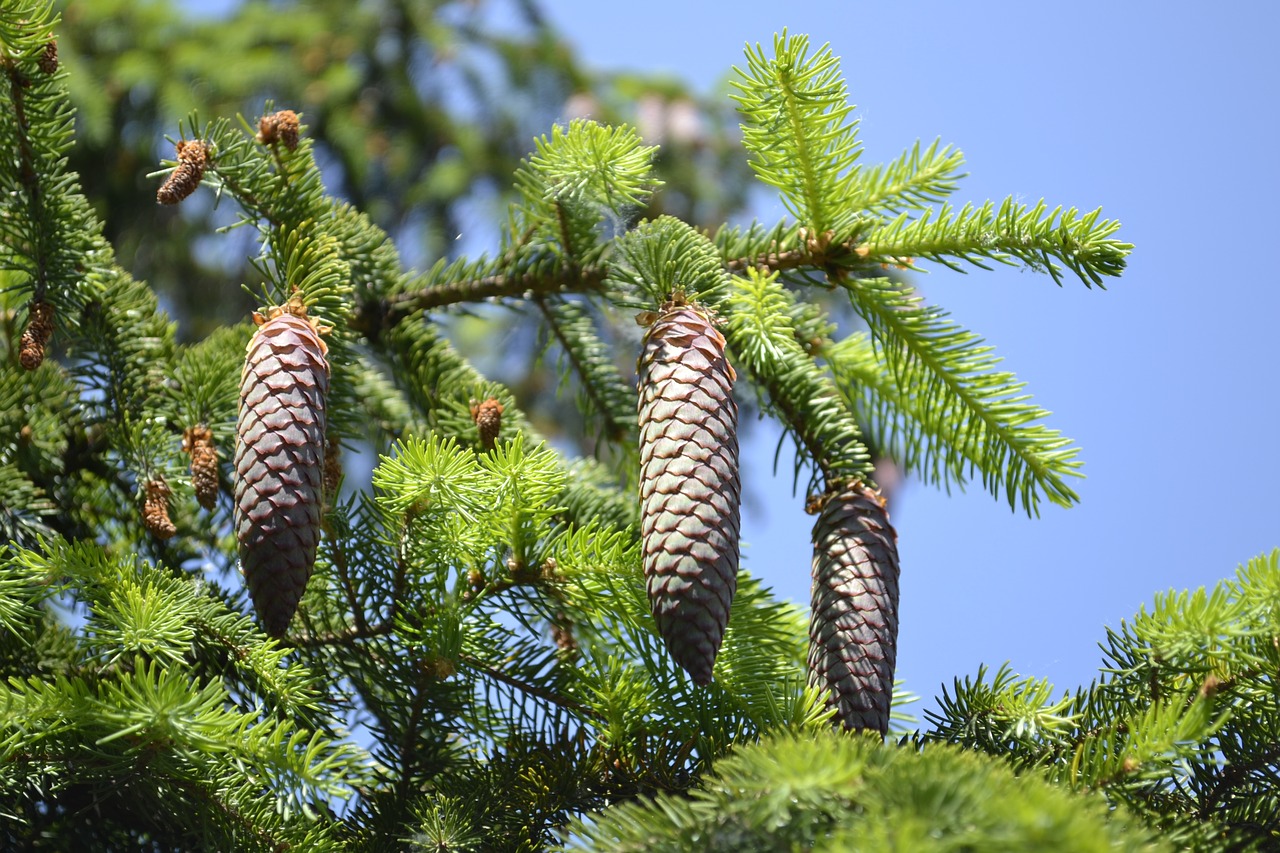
[143,478,177,540]
[182,425,220,510]
[37,40,57,75]
[470,397,504,451]
[157,139,211,205]
[257,109,300,151]
[19,299,54,370]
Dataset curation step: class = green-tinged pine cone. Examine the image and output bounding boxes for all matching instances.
[809,485,900,733]
[234,306,329,637]
[638,302,740,685]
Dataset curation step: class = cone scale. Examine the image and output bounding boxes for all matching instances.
[234,304,329,636]
[638,301,740,685]
[808,485,900,733]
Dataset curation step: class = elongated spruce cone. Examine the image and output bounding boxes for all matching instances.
[234,308,329,636]
[638,303,740,685]
[809,485,900,733]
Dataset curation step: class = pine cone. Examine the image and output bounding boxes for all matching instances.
[143,477,176,540]
[157,139,210,205]
[808,484,900,733]
[19,299,54,370]
[469,397,503,451]
[637,301,740,685]
[234,303,329,637]
[182,425,220,510]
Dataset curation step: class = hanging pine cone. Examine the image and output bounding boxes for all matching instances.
[469,397,503,451]
[157,139,210,205]
[182,425,220,510]
[808,484,900,733]
[142,477,177,540]
[637,299,740,685]
[234,299,329,637]
[18,299,54,370]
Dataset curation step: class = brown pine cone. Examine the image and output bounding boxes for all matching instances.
[157,139,210,205]
[143,477,177,540]
[808,484,900,733]
[182,425,220,510]
[234,302,329,636]
[469,397,504,451]
[637,301,740,685]
[19,299,54,371]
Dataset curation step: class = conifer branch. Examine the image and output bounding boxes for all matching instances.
[849,139,966,217]
[732,31,863,238]
[863,199,1131,286]
[379,264,607,323]
[834,275,1081,514]
[535,296,636,448]
[459,652,600,719]
[721,268,872,489]
[826,328,1082,515]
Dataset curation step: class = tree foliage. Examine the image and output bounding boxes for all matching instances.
[3,2,1275,850]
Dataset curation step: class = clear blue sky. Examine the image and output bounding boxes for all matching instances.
[528,0,1280,716]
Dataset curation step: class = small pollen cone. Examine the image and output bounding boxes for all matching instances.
[182,425,220,510]
[257,109,300,151]
[143,478,177,540]
[808,484,900,734]
[638,302,740,685]
[470,397,504,451]
[235,302,329,637]
[19,299,54,371]
[157,139,210,205]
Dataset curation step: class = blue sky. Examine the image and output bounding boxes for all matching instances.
[529,0,1280,715]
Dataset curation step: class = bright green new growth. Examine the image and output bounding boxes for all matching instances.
[727,29,1127,512]
[732,31,866,239]
[566,729,1167,852]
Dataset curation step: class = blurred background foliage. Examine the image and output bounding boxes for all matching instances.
[58,0,755,450]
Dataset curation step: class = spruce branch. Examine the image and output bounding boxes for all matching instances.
[611,215,728,306]
[720,267,872,489]
[732,31,864,239]
[374,262,607,327]
[535,295,637,449]
[835,275,1081,515]
[827,328,1082,515]
[848,138,966,217]
[513,119,661,267]
[863,198,1131,286]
